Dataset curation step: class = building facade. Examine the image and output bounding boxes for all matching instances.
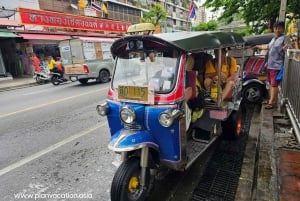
[0,0,194,78]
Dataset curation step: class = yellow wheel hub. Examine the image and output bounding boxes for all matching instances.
[128,176,139,192]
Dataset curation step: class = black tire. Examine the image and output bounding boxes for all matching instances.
[242,82,265,104]
[51,75,60,86]
[111,157,150,201]
[78,79,88,84]
[98,70,110,83]
[221,108,243,140]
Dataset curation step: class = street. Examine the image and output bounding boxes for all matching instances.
[0,81,260,201]
[0,81,116,201]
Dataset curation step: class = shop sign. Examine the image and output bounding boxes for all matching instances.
[18,7,130,33]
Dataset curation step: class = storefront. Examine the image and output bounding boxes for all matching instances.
[1,7,130,78]
[16,33,72,75]
[0,31,21,77]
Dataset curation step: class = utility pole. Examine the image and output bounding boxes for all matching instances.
[278,0,287,22]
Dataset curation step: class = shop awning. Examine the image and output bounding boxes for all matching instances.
[18,33,71,41]
[0,31,20,38]
[73,36,116,43]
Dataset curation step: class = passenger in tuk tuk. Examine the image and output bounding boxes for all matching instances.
[185,54,204,122]
[204,48,238,102]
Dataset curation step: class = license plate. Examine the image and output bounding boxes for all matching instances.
[70,76,78,81]
[118,85,149,103]
[209,110,228,120]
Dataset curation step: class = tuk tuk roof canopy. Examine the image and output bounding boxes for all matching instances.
[127,23,155,34]
[111,31,245,57]
[244,33,274,46]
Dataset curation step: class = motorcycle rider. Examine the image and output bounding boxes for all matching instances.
[47,56,56,71]
[54,57,65,80]
[48,56,64,81]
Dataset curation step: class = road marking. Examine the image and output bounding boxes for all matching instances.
[0,88,106,119]
[0,122,106,177]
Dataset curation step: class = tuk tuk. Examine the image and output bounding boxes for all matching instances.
[240,33,274,103]
[96,31,246,201]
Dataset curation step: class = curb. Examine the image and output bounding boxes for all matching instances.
[235,104,261,200]
[0,82,38,92]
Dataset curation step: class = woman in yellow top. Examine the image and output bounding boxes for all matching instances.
[47,56,56,71]
[204,48,238,102]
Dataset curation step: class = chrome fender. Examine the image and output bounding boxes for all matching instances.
[242,78,265,87]
[108,129,159,152]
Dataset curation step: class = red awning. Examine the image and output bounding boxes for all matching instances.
[18,33,71,41]
[74,36,116,43]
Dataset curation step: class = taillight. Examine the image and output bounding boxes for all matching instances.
[83,64,89,73]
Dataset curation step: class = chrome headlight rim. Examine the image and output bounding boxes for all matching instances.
[159,109,183,127]
[96,102,109,116]
[120,106,136,124]
[159,111,173,127]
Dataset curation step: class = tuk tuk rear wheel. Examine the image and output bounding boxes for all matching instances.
[242,83,265,103]
[111,157,150,201]
[221,108,243,140]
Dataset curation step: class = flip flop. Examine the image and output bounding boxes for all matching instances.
[265,104,274,109]
[262,100,269,104]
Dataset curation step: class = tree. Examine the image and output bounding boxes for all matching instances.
[203,0,300,34]
[194,21,218,31]
[140,4,168,26]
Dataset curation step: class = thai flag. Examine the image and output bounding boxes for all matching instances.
[91,0,101,12]
[188,2,196,19]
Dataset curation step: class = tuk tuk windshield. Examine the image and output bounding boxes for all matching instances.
[112,50,178,93]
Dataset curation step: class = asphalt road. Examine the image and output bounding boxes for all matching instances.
[0,81,117,201]
[0,81,216,201]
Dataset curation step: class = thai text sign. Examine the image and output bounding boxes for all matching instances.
[18,7,130,33]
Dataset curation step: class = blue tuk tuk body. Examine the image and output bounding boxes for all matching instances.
[97,31,245,201]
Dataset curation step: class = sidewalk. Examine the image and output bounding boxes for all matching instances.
[236,105,300,201]
[0,76,37,91]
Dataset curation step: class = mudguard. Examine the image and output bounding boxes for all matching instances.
[242,78,265,86]
[108,129,159,152]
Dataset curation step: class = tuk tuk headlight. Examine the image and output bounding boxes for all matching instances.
[159,109,183,127]
[120,106,136,124]
[96,102,109,116]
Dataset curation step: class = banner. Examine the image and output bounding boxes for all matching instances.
[18,7,130,33]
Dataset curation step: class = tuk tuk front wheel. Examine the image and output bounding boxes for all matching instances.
[111,157,150,201]
[221,108,243,140]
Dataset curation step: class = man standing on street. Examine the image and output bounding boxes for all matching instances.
[255,21,292,109]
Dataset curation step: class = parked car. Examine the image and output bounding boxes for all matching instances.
[59,37,116,84]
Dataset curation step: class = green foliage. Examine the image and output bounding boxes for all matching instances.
[140,4,168,26]
[207,21,218,30]
[194,21,218,31]
[194,22,208,31]
[203,0,300,34]
[236,27,253,36]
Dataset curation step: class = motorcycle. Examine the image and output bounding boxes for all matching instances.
[96,31,246,201]
[33,64,50,84]
[50,69,67,86]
